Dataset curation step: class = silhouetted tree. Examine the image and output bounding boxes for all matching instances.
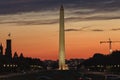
[78,50,120,72]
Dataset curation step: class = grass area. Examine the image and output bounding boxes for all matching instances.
[0,70,78,80]
[0,70,105,80]
[85,74,105,80]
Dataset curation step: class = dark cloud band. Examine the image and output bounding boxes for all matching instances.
[0,0,120,14]
[0,0,120,25]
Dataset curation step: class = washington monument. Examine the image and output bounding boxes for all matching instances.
[59,5,67,70]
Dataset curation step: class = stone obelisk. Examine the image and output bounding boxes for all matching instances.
[59,5,66,70]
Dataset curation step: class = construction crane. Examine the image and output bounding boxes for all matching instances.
[100,38,120,54]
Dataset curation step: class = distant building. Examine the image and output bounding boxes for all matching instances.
[5,39,12,58]
[0,43,3,55]
[0,36,45,73]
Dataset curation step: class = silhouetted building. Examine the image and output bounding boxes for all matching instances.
[0,43,3,55]
[5,39,12,58]
[0,37,46,73]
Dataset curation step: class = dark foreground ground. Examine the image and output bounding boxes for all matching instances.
[0,70,105,80]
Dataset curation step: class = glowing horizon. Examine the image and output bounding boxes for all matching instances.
[0,0,120,60]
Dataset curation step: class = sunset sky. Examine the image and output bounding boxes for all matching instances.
[0,0,120,60]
